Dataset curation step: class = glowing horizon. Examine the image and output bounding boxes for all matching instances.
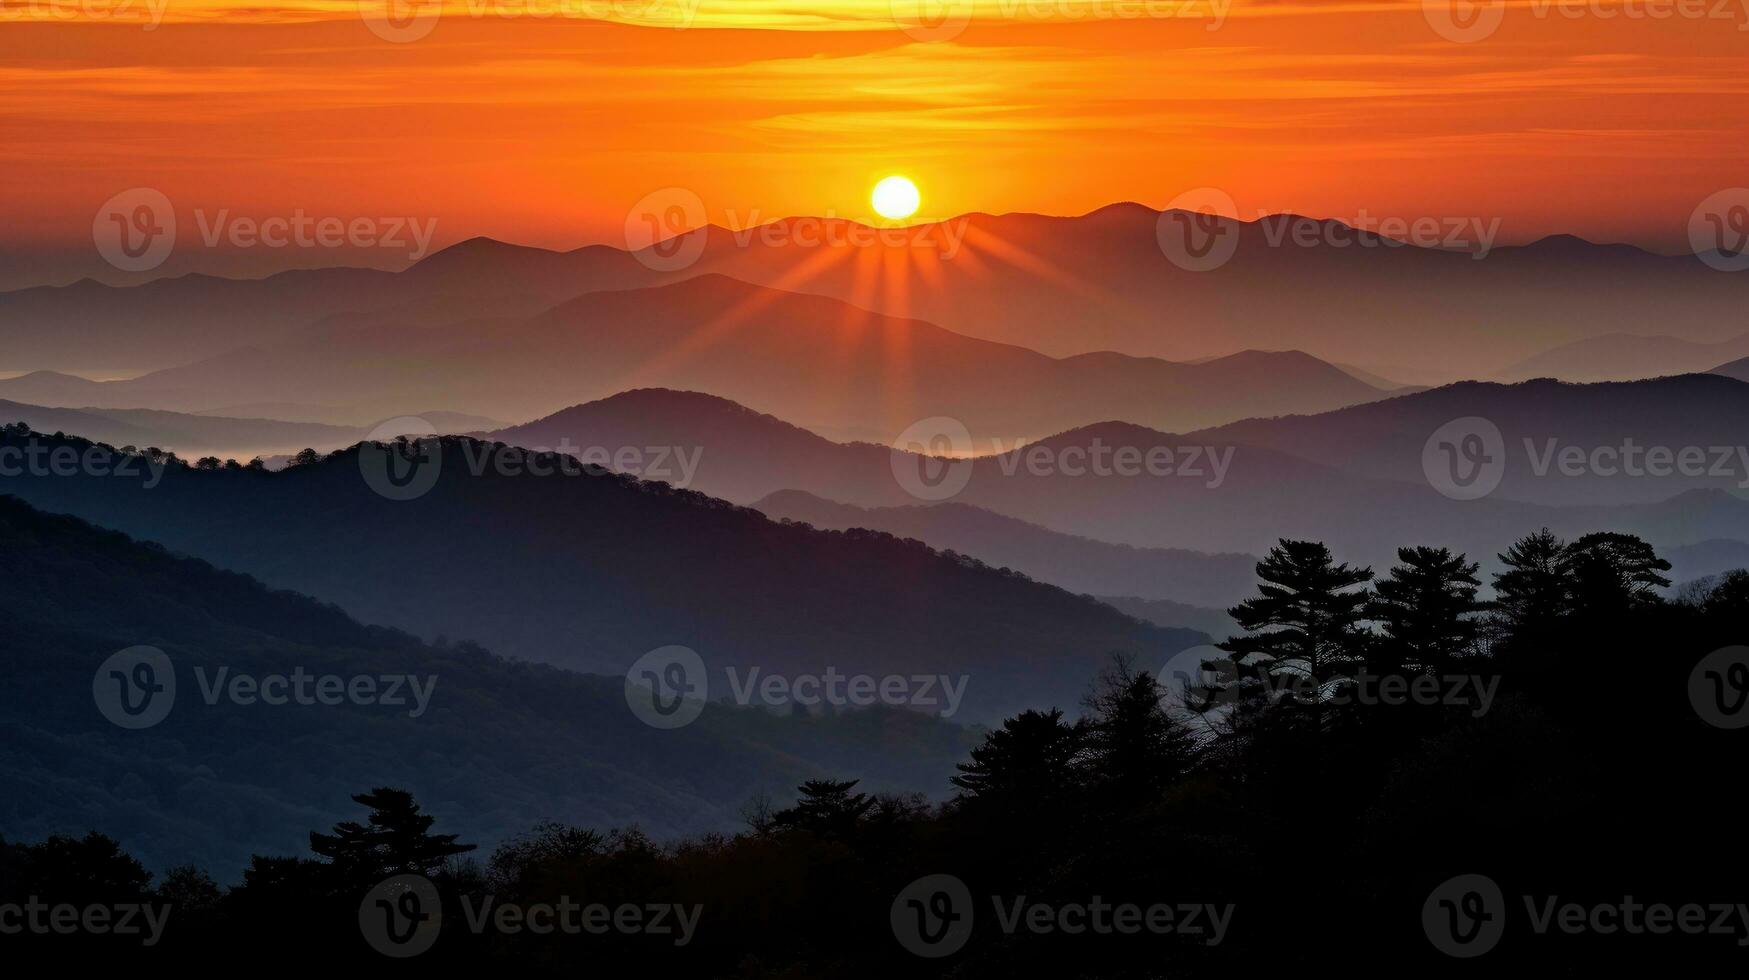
[4,3,1748,281]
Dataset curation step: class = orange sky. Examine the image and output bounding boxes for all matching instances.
[4,2,1748,280]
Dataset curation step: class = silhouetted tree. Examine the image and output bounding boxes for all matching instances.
[1367,546,1484,671]
[1493,528,1572,634]
[309,787,475,880]
[488,822,606,892]
[951,708,1085,808]
[1222,539,1374,685]
[1082,656,1198,806]
[10,832,151,903]
[1565,531,1671,612]
[157,865,223,911]
[770,779,875,839]
[1699,569,1749,616]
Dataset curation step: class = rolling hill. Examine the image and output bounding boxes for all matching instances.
[0,494,979,877]
[6,205,1743,385]
[481,386,1749,581]
[0,427,1205,724]
[0,276,1393,445]
[1189,375,1749,507]
[1496,333,1749,383]
[752,488,1258,611]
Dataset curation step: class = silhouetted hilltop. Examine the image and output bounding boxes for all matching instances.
[0,494,977,875]
[7,206,1747,382]
[488,388,888,504]
[0,428,1205,722]
[1497,332,1749,382]
[753,489,1258,610]
[1,275,1392,442]
[1190,375,1749,506]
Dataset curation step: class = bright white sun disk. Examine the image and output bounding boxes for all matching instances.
[872,176,921,220]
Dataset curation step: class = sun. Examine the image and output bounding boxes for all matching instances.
[871,176,921,221]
